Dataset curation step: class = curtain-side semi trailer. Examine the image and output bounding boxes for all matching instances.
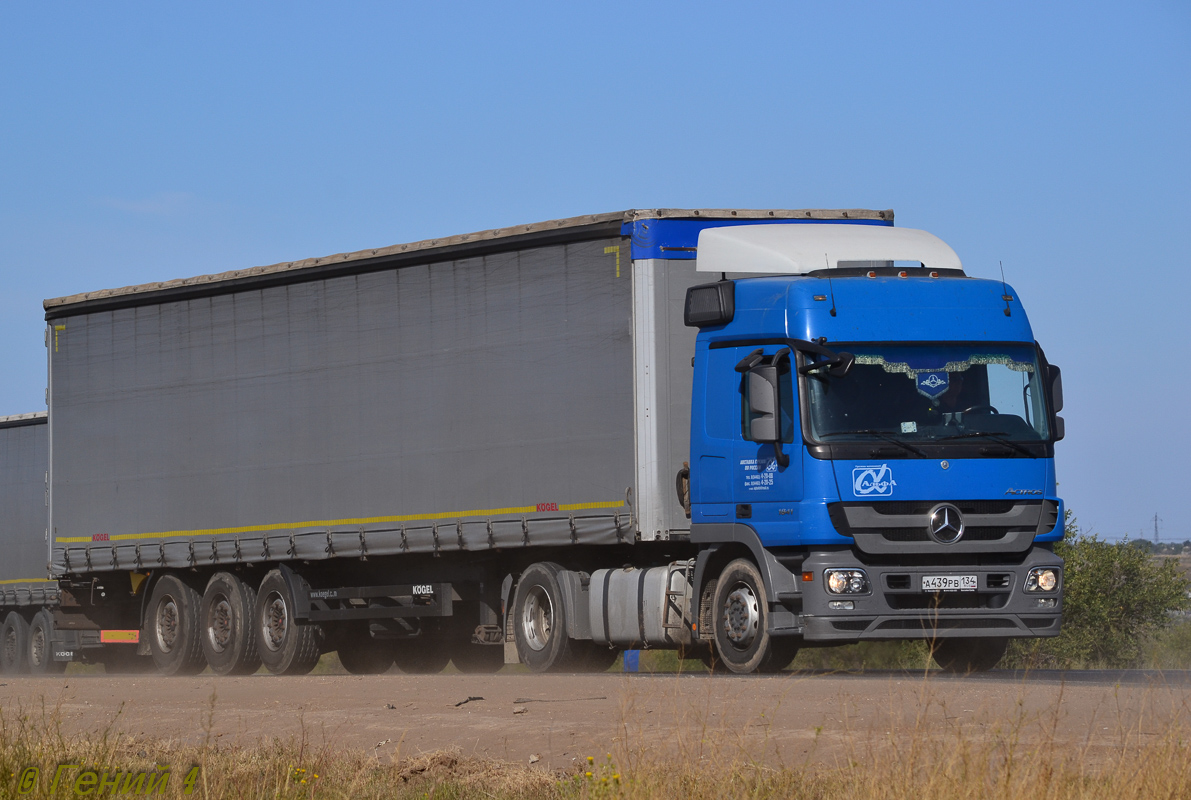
[0,208,1066,677]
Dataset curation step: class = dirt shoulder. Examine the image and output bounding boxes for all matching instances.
[3,670,1189,771]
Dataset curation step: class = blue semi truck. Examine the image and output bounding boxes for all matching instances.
[0,209,1063,676]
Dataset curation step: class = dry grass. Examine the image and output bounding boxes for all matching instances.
[1,681,1190,799]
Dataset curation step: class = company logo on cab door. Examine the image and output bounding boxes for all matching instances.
[853,464,896,497]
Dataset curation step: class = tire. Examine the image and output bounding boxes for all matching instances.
[200,572,261,676]
[932,637,1007,673]
[1,611,30,674]
[712,559,792,674]
[146,574,206,676]
[336,631,396,675]
[28,609,66,675]
[255,570,323,676]
[512,562,577,673]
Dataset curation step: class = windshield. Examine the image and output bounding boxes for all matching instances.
[804,343,1050,444]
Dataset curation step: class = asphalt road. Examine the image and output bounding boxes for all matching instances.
[3,669,1189,769]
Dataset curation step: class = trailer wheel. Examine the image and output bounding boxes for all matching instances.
[147,575,206,676]
[201,572,262,676]
[1,612,30,674]
[27,609,66,674]
[255,570,323,676]
[932,637,1007,673]
[512,562,577,673]
[711,559,792,674]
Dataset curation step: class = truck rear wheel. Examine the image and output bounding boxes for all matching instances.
[255,570,323,676]
[201,572,261,676]
[712,559,793,674]
[512,562,577,673]
[28,609,66,674]
[932,637,1007,673]
[1,612,30,674]
[147,575,206,676]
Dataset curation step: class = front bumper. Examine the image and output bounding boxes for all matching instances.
[798,546,1063,641]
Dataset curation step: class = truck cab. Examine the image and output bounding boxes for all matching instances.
[685,224,1065,673]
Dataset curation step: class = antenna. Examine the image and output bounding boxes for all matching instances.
[825,254,837,317]
[999,261,1012,317]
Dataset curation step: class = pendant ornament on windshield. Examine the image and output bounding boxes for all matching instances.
[916,371,950,398]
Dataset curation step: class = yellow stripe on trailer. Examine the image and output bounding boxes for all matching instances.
[55,500,627,544]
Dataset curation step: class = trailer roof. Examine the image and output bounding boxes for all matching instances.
[44,208,892,317]
[0,411,47,429]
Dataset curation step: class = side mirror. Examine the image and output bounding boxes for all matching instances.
[747,367,780,442]
[1053,415,1065,441]
[1047,364,1063,413]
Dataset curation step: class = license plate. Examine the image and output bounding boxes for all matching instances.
[922,574,977,592]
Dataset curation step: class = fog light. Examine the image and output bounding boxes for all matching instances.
[828,600,854,611]
[1025,568,1059,592]
[825,569,870,595]
[1034,597,1057,608]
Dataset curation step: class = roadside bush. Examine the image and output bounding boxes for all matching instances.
[1006,514,1191,669]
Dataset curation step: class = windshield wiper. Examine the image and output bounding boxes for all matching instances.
[937,431,1035,457]
[818,429,926,457]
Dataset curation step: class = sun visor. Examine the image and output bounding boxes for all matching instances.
[695,224,962,274]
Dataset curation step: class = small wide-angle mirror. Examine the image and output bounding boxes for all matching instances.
[747,367,780,442]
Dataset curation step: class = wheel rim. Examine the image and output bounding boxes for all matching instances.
[155,596,180,654]
[520,586,553,652]
[262,593,288,652]
[722,583,760,648]
[207,596,233,654]
[30,628,45,667]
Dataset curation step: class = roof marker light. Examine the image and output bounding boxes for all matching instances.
[930,271,939,278]
[867,271,877,278]
[813,295,827,301]
[898,270,908,278]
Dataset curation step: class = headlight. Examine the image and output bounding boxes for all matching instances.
[825,569,870,595]
[1024,568,1059,592]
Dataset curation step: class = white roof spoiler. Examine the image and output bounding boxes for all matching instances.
[695,224,963,274]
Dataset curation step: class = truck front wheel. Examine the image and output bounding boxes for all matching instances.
[932,637,1007,673]
[512,562,576,673]
[201,572,261,676]
[255,570,323,676]
[712,559,796,674]
[147,575,206,676]
[1,612,30,674]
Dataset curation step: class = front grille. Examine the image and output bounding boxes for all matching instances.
[870,500,1018,516]
[1024,617,1058,629]
[886,592,1009,610]
[878,527,1010,543]
[876,617,1015,630]
[831,620,873,631]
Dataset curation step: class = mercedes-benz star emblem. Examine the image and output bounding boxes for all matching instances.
[927,503,965,544]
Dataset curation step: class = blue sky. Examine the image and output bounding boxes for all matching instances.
[2,2,1187,541]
